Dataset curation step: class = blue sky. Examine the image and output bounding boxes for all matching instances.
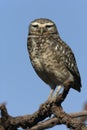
[0,1,87,130]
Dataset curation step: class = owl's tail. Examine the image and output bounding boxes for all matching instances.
[73,76,82,92]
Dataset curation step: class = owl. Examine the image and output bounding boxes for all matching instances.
[27,18,81,101]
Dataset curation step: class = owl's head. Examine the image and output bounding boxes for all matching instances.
[29,18,58,35]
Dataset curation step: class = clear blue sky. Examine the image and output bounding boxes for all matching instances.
[0,1,87,130]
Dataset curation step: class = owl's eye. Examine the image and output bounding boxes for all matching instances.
[46,25,53,28]
[32,24,38,28]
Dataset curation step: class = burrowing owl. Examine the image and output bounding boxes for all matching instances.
[27,18,81,100]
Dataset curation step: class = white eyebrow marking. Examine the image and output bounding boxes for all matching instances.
[31,22,54,27]
[31,22,39,25]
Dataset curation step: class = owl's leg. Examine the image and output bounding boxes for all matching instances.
[47,89,54,101]
[52,85,62,101]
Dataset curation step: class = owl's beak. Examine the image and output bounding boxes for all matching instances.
[40,28,44,35]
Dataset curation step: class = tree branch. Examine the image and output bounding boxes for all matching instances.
[28,111,87,130]
[0,87,87,130]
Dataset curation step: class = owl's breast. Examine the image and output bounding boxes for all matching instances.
[27,36,74,88]
[28,36,65,74]
[27,37,46,71]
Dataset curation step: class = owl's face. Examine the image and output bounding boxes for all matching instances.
[29,18,58,35]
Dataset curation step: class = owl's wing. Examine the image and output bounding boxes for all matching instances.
[63,48,82,91]
[51,36,81,90]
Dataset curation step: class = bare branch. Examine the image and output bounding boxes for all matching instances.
[28,111,87,130]
[80,103,87,122]
[52,105,86,130]
[0,88,87,130]
[70,111,87,118]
